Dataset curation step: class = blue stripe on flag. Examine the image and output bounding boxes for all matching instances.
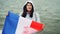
[2,11,19,34]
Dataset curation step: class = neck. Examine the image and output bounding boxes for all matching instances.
[27,11,31,14]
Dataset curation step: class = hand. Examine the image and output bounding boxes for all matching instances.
[6,12,8,16]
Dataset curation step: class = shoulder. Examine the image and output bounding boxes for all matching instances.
[33,12,40,17]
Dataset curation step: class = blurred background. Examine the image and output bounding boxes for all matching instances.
[0,0,60,34]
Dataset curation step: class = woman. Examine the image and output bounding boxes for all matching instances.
[20,2,40,23]
[19,1,41,34]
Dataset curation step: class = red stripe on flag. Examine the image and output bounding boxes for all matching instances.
[30,21,44,31]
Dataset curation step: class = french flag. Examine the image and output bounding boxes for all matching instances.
[2,12,44,34]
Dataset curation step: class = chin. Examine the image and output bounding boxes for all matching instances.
[27,10,31,11]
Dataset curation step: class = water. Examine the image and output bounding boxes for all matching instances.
[0,0,60,34]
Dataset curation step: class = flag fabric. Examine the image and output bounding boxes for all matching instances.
[2,12,44,34]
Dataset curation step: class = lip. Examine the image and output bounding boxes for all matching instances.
[28,8,31,9]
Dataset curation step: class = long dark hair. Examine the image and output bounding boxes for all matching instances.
[22,2,34,18]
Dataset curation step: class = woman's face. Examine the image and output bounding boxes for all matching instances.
[26,3,32,12]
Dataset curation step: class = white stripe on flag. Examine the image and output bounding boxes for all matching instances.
[15,16,32,34]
